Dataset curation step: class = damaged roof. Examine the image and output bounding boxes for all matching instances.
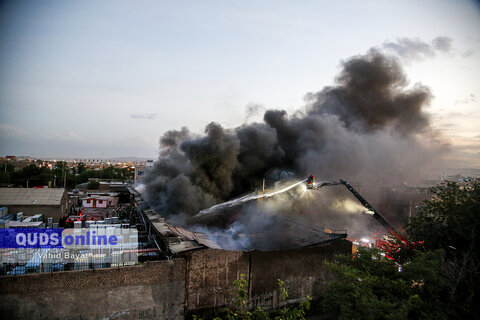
[144,209,210,253]
[144,207,346,253]
[133,186,347,253]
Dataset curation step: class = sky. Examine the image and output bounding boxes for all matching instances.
[0,0,479,167]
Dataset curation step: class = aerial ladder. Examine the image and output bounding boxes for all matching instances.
[306,175,411,246]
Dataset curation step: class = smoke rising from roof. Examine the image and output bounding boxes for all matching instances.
[142,49,446,248]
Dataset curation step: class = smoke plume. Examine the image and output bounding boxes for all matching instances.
[142,49,445,248]
[382,36,453,62]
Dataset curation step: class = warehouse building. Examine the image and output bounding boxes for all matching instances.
[0,188,68,221]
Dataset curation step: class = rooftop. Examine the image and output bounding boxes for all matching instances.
[0,188,66,206]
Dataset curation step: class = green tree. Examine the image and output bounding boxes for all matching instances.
[322,181,480,320]
[406,181,480,319]
[0,162,15,185]
[9,164,53,187]
[86,181,100,190]
[195,274,311,320]
[0,161,134,189]
[76,166,132,186]
[275,279,311,320]
[321,247,449,320]
[77,162,87,174]
[220,274,269,320]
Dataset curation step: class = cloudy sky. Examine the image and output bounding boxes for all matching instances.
[0,0,479,166]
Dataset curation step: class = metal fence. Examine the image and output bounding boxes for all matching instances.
[0,246,161,276]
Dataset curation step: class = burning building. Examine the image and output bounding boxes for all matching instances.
[134,186,351,317]
[141,49,444,248]
[122,48,446,317]
[133,49,445,312]
[0,50,447,319]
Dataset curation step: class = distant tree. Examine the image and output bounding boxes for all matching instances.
[77,162,87,174]
[0,161,134,189]
[9,164,53,187]
[76,166,132,185]
[86,181,100,190]
[0,162,14,185]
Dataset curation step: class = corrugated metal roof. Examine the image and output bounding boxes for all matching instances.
[133,185,346,253]
[144,210,205,253]
[171,226,222,249]
[0,188,66,206]
[143,207,346,252]
[7,221,44,227]
[168,241,205,253]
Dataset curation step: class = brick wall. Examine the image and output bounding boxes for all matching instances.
[184,239,351,316]
[0,259,186,320]
[0,239,351,319]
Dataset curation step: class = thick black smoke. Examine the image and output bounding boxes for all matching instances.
[306,50,430,133]
[142,50,444,245]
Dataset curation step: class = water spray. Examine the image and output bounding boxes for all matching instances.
[193,179,307,217]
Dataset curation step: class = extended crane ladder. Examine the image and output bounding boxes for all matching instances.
[315,179,410,245]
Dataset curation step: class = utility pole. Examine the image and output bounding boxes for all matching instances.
[63,163,66,189]
[408,200,413,222]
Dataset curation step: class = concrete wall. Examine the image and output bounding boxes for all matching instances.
[0,259,186,320]
[0,239,351,319]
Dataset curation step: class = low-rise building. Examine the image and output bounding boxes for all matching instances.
[0,188,68,221]
[82,197,108,208]
[134,166,146,183]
